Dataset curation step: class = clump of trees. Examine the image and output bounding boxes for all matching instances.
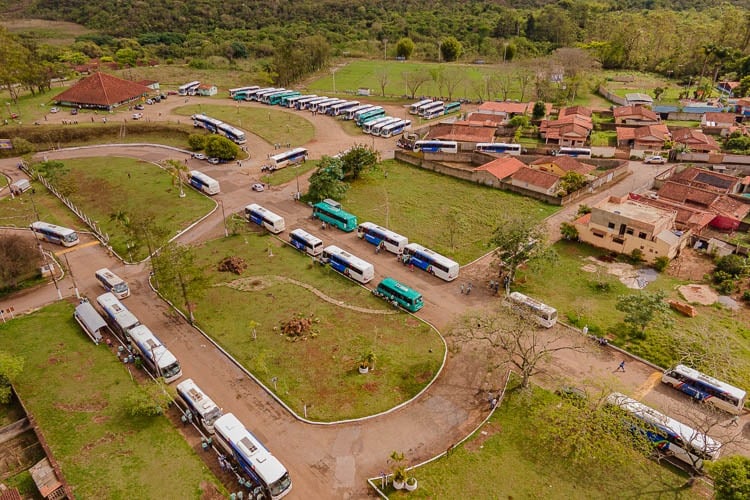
[0,235,41,291]
[711,254,748,295]
[306,144,378,202]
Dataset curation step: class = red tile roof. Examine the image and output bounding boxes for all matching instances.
[477,101,533,115]
[670,128,720,151]
[531,156,596,175]
[658,181,719,207]
[0,488,22,500]
[464,113,505,125]
[703,112,736,125]
[511,167,560,189]
[427,123,496,143]
[55,72,150,107]
[560,105,592,117]
[475,156,525,180]
[670,167,739,193]
[613,105,659,122]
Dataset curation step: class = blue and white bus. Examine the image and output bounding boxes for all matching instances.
[317,99,346,115]
[310,98,340,113]
[297,96,329,110]
[245,204,285,234]
[366,117,400,135]
[178,81,201,96]
[281,93,306,107]
[321,245,375,284]
[357,222,408,254]
[328,100,360,117]
[188,170,220,195]
[443,101,461,114]
[606,392,722,470]
[217,122,246,144]
[213,413,293,499]
[260,89,287,104]
[30,221,79,247]
[415,100,440,116]
[289,228,324,256]
[475,143,523,156]
[344,104,376,120]
[423,105,446,120]
[381,119,411,138]
[127,324,182,383]
[193,114,224,133]
[420,101,445,118]
[96,292,139,338]
[409,99,434,115]
[413,140,458,154]
[229,86,259,98]
[269,147,308,169]
[662,365,747,415]
[95,268,130,299]
[356,107,386,126]
[176,378,223,434]
[403,243,460,281]
[253,88,283,102]
[288,94,316,108]
[555,147,592,159]
[362,116,395,134]
[312,199,358,232]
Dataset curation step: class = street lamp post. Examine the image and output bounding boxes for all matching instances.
[383,39,388,60]
[332,69,337,94]
[219,199,228,237]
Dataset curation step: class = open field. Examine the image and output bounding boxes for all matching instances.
[0,178,86,230]
[515,241,750,389]
[60,156,215,260]
[0,19,92,46]
[261,160,318,186]
[343,159,559,264]
[603,71,685,104]
[167,233,444,421]
[384,383,698,499]
[173,104,315,148]
[0,301,222,498]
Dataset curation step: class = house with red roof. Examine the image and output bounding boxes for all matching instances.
[616,124,670,150]
[529,156,596,177]
[701,112,736,129]
[613,105,660,125]
[54,72,151,111]
[670,128,720,153]
[539,106,593,147]
[474,156,525,182]
[195,84,218,96]
[475,101,534,118]
[426,123,496,144]
[510,167,560,195]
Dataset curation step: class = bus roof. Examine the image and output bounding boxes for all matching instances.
[669,365,746,399]
[214,413,287,484]
[128,324,178,369]
[379,277,422,299]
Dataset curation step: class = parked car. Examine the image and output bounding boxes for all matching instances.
[49,107,59,113]
[167,90,178,95]
[70,108,78,115]
[134,104,144,110]
[207,157,220,165]
[191,153,207,160]
[159,94,167,100]
[132,113,143,120]
[644,155,666,164]
[146,99,154,105]
[251,183,265,192]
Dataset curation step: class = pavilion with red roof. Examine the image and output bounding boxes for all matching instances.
[54,72,151,111]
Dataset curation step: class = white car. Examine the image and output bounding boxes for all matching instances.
[207,157,220,165]
[644,155,666,164]
[191,153,207,160]
[132,112,143,120]
[251,183,265,192]
[49,107,59,113]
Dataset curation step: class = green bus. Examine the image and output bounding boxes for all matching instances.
[312,199,358,232]
[356,107,386,126]
[374,278,424,312]
[272,91,301,106]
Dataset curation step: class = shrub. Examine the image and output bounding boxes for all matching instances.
[652,256,669,272]
[560,222,579,240]
[742,290,750,302]
[11,137,34,155]
[715,254,746,278]
[716,279,735,295]
[630,248,644,264]
[187,134,207,151]
[204,135,239,160]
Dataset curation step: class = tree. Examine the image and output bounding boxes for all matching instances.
[532,101,546,120]
[0,351,24,404]
[615,291,673,337]
[163,159,188,198]
[204,135,239,160]
[0,29,33,103]
[708,456,750,499]
[653,87,665,100]
[440,36,463,62]
[306,157,348,202]
[153,242,208,324]
[489,216,556,286]
[375,67,389,97]
[339,144,379,180]
[442,67,464,101]
[124,379,172,417]
[444,207,468,251]
[395,38,414,59]
[559,222,579,241]
[452,309,582,388]
[714,254,747,278]
[402,70,431,99]
[558,171,587,195]
[0,235,40,289]
[187,134,207,151]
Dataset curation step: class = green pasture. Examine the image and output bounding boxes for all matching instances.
[603,71,684,104]
[0,302,221,498]
[0,19,92,46]
[0,86,70,124]
[515,241,750,389]
[168,233,444,421]
[61,156,214,261]
[261,160,317,186]
[173,104,315,148]
[0,178,85,230]
[385,384,696,499]
[342,159,559,264]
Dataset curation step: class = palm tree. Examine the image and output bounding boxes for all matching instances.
[164,159,188,198]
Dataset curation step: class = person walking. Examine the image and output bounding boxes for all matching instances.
[616,360,626,372]
[730,415,740,427]
[460,284,465,294]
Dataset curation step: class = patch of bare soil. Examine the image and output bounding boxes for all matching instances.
[678,284,718,305]
[463,421,501,453]
[667,249,714,282]
[54,398,108,413]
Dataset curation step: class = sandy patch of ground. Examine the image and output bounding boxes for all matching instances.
[678,284,718,305]
[581,257,644,289]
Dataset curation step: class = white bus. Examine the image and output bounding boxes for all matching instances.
[409,99,434,115]
[321,245,375,284]
[555,147,592,159]
[213,413,293,499]
[188,170,220,195]
[310,97,340,113]
[269,147,308,169]
[402,243,460,282]
[95,268,130,299]
[283,94,311,108]
[368,117,401,136]
[217,123,247,145]
[419,101,445,118]
[176,378,223,434]
[475,143,523,156]
[328,100,360,116]
[245,204,285,234]
[289,228,323,256]
[362,116,395,134]
[96,292,140,338]
[30,221,79,247]
[413,140,459,154]
[380,119,411,138]
[662,365,747,415]
[178,81,201,96]
[228,86,260,98]
[260,89,288,104]
[291,95,318,109]
[423,105,446,120]
[74,300,107,345]
[606,392,722,470]
[127,324,182,383]
[357,222,408,254]
[297,96,329,110]
[344,104,376,120]
[506,291,557,328]
[253,87,284,102]
[317,98,347,115]
[415,100,440,115]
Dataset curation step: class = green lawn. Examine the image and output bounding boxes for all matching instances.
[383,383,697,499]
[261,160,318,186]
[342,160,560,264]
[0,178,86,230]
[515,241,750,389]
[164,233,444,421]
[0,302,222,498]
[172,104,315,148]
[590,130,617,147]
[60,156,215,260]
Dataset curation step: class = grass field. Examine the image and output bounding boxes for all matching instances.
[172,104,315,147]
[0,301,222,498]
[166,233,444,421]
[384,383,697,499]
[0,178,87,230]
[0,19,91,46]
[603,71,684,104]
[60,156,215,260]
[342,160,559,264]
[261,160,318,186]
[515,241,750,389]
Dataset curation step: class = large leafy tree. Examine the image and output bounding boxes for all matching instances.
[708,456,750,500]
[0,29,32,103]
[440,36,463,62]
[0,235,41,289]
[395,37,414,59]
[205,135,239,160]
[340,144,379,180]
[489,216,555,287]
[153,243,208,324]
[306,157,348,202]
[615,291,673,338]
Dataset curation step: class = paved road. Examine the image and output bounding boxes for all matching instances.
[2,107,748,497]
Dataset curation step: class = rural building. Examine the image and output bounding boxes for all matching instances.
[670,128,720,153]
[510,167,560,195]
[475,101,535,119]
[54,72,150,111]
[625,93,654,106]
[574,196,689,262]
[539,113,593,146]
[529,156,596,177]
[613,105,660,125]
[616,124,671,150]
[474,156,525,181]
[137,80,160,91]
[717,81,740,96]
[426,123,496,145]
[701,112,736,129]
[195,84,218,96]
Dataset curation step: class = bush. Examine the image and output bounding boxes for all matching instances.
[742,290,750,302]
[204,135,239,160]
[652,256,670,272]
[11,137,34,155]
[715,254,746,278]
[187,134,207,151]
[560,222,578,240]
[630,248,644,264]
[716,279,735,295]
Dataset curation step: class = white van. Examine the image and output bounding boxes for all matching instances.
[10,179,31,195]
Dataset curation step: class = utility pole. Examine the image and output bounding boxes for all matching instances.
[64,253,80,299]
[219,200,228,237]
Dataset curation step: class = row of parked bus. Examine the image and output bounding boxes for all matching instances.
[192,114,247,145]
[408,98,462,119]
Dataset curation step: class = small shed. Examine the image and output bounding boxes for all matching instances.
[29,458,66,499]
[74,300,107,344]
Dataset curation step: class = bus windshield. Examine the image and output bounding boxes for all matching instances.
[162,362,181,379]
[113,282,128,294]
[269,473,292,498]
